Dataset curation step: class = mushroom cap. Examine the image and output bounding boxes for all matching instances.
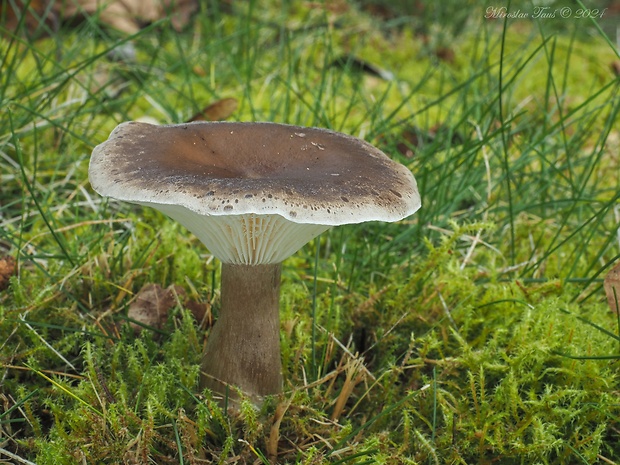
[89,121,421,264]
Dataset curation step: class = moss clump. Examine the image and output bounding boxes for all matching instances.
[2,1,619,464]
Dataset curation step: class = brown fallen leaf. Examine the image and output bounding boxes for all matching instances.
[187,98,238,122]
[1,0,59,34]
[128,283,177,332]
[396,126,433,158]
[128,283,208,333]
[65,0,199,34]
[419,34,457,64]
[2,0,198,36]
[328,55,394,81]
[394,123,465,158]
[304,1,349,14]
[0,255,17,291]
[359,0,425,21]
[604,261,620,313]
[434,46,455,64]
[192,65,207,77]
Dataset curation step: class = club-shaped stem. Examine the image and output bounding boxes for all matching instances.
[200,263,283,405]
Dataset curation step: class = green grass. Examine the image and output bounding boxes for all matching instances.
[1,0,620,463]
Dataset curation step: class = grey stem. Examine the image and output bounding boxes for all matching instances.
[200,262,283,405]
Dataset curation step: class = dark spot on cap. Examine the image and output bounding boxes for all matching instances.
[389,189,402,198]
[224,205,233,211]
[290,211,297,218]
[341,196,349,202]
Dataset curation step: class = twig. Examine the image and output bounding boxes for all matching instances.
[1,364,84,380]
[425,224,501,255]
[0,447,38,465]
[323,330,375,381]
[266,394,294,461]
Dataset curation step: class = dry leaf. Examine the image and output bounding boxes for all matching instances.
[192,65,207,77]
[387,123,466,159]
[188,98,238,122]
[304,1,349,14]
[62,0,199,34]
[2,0,198,36]
[1,0,59,34]
[185,298,209,326]
[604,262,620,313]
[128,283,178,332]
[0,256,16,291]
[396,126,433,158]
[359,0,425,21]
[434,46,455,64]
[128,283,208,333]
[328,55,394,81]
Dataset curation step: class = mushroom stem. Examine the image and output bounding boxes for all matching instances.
[200,263,283,405]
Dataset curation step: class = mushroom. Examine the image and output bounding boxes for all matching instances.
[89,121,421,405]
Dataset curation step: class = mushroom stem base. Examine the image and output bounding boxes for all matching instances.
[200,263,283,406]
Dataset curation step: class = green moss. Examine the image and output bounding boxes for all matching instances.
[2,1,620,463]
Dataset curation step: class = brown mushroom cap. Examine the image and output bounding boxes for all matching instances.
[89,121,421,264]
